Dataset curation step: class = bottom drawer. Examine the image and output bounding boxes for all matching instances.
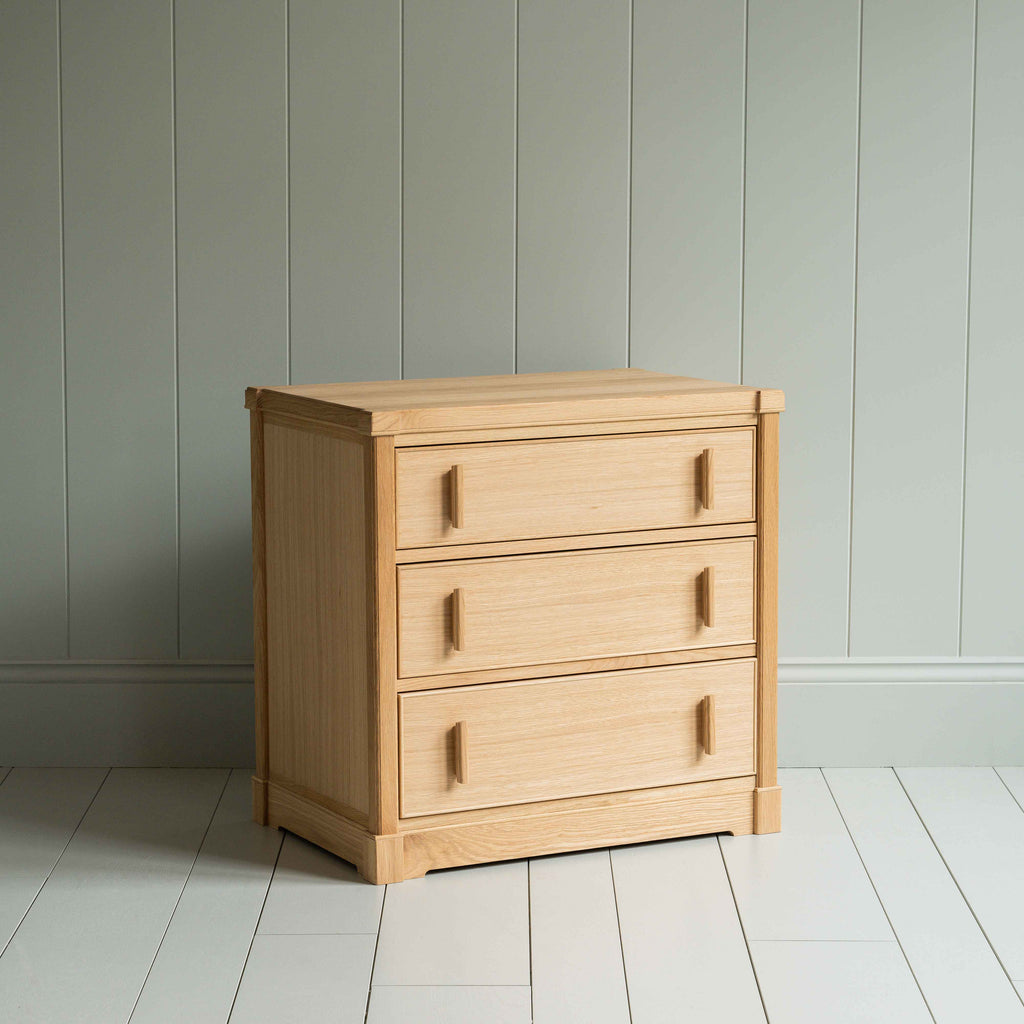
[398,658,755,818]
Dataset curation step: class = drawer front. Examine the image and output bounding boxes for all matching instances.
[397,538,755,678]
[396,428,755,548]
[399,659,756,817]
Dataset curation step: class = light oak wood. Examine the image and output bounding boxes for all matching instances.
[449,464,465,528]
[454,721,469,785]
[247,369,782,880]
[703,565,717,628]
[396,646,757,693]
[401,776,757,878]
[451,588,466,652]
[367,436,399,835]
[396,427,754,548]
[395,520,756,563]
[398,661,755,817]
[249,408,269,824]
[755,413,780,833]
[397,773,756,831]
[702,447,716,510]
[703,695,717,755]
[398,538,755,677]
[245,368,784,434]
[392,411,759,446]
[264,420,370,816]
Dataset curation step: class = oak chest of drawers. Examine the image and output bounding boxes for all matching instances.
[245,369,783,883]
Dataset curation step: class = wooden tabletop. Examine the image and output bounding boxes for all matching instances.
[244,368,784,436]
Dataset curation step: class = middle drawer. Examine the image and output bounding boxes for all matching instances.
[397,537,755,678]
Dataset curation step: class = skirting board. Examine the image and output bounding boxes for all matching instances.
[1,660,1023,766]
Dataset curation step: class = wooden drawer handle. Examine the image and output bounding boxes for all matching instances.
[451,588,466,651]
[455,720,469,784]
[702,566,716,628]
[702,695,717,755]
[449,465,464,529]
[701,448,715,510]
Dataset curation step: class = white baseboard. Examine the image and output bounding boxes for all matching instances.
[1,659,1022,767]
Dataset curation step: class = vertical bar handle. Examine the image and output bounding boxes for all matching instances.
[701,448,715,510]
[451,588,466,651]
[455,720,469,783]
[702,695,717,755]
[450,465,465,528]
[702,566,716,628]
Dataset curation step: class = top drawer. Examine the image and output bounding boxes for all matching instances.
[395,427,755,548]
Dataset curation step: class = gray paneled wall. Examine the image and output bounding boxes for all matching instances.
[1,0,1022,666]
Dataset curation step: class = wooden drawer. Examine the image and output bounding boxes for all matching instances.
[397,537,755,678]
[395,428,755,548]
[399,659,756,817]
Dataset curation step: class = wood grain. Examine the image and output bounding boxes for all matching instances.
[366,435,398,835]
[391,411,759,447]
[402,777,756,878]
[398,538,756,677]
[398,660,755,817]
[756,413,780,806]
[264,420,369,816]
[396,427,755,547]
[397,645,757,693]
[245,368,784,434]
[396,520,756,564]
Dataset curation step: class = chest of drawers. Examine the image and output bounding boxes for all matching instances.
[245,368,783,883]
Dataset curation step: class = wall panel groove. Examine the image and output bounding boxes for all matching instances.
[849,0,975,655]
[60,0,178,658]
[2,1,1022,704]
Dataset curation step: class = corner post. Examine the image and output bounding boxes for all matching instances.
[367,434,400,837]
[755,411,781,833]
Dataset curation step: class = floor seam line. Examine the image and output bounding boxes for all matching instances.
[820,769,937,1023]
[607,848,634,1024]
[125,769,233,1023]
[224,822,287,1022]
[362,877,388,1023]
[894,768,1024,1009]
[718,833,771,1023]
[0,766,111,962]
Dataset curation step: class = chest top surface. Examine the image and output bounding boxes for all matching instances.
[244,368,784,436]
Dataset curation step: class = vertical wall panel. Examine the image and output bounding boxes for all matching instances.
[516,0,630,372]
[175,0,288,658]
[960,0,1024,655]
[402,0,516,380]
[61,0,177,658]
[289,0,400,385]
[0,1,66,657]
[630,0,744,384]
[849,0,974,655]
[743,0,860,656]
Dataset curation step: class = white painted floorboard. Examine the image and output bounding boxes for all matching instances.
[366,985,533,1024]
[256,831,382,935]
[228,933,376,1024]
[529,850,630,1024]
[749,940,933,1024]
[612,836,766,1023]
[898,767,1024,982]
[825,767,1024,1023]
[720,768,892,939]
[128,770,284,1024]
[0,768,228,1024]
[0,767,107,953]
[372,860,530,985]
[3,766,1023,1022]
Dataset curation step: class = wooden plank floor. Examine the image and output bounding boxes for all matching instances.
[0,766,1022,1023]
